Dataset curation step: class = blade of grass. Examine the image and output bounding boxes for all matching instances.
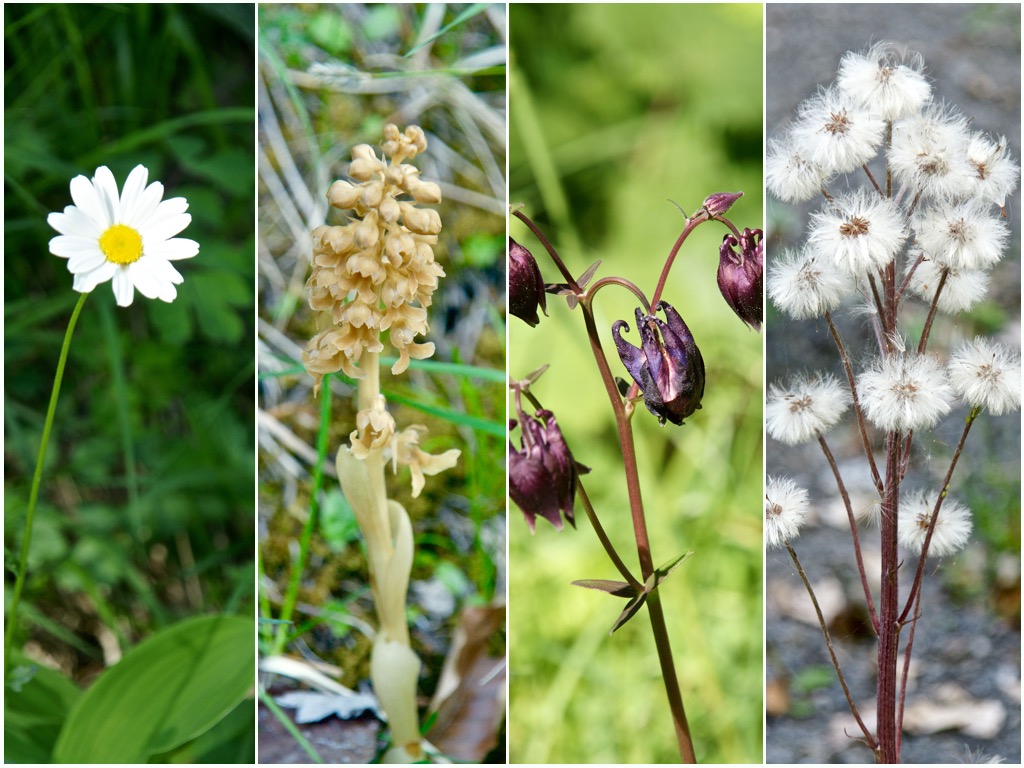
[273,374,333,655]
[258,688,325,764]
[405,4,491,57]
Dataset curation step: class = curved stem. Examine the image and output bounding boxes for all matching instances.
[650,216,701,312]
[647,589,696,763]
[899,409,977,624]
[818,436,879,633]
[522,387,640,591]
[587,276,651,312]
[825,312,882,493]
[785,542,876,749]
[896,583,924,758]
[512,208,580,293]
[5,292,89,678]
[576,481,642,591]
[916,268,948,355]
[578,295,693,761]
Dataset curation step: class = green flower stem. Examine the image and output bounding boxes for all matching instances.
[273,373,332,656]
[4,291,89,679]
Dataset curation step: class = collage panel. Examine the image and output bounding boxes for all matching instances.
[508,4,764,764]
[765,4,1021,764]
[255,3,507,764]
[4,3,256,763]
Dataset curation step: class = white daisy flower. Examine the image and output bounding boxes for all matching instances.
[912,198,1009,270]
[836,42,932,121]
[766,135,829,203]
[904,253,989,314]
[947,337,1021,415]
[791,86,885,175]
[765,476,809,550]
[965,132,1020,209]
[859,353,953,432]
[807,190,908,276]
[889,104,974,200]
[766,374,851,445]
[47,165,198,307]
[898,489,972,557]
[767,248,852,319]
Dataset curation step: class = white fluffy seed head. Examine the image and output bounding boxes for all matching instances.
[767,248,852,319]
[912,198,1009,271]
[889,104,974,200]
[766,374,852,445]
[904,253,989,314]
[807,190,908,276]
[965,132,1020,209]
[898,489,972,557]
[836,42,932,121]
[790,86,886,176]
[765,476,810,550]
[947,337,1021,415]
[766,135,830,203]
[859,353,954,432]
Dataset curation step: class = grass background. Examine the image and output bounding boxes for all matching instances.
[3,3,256,761]
[508,4,764,764]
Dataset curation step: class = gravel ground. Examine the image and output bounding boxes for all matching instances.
[766,4,1021,764]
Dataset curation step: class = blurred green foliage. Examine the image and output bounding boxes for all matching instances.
[509,4,763,763]
[4,4,255,761]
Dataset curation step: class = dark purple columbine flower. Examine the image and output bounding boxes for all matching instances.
[508,237,546,327]
[509,409,579,532]
[718,228,763,331]
[612,301,705,426]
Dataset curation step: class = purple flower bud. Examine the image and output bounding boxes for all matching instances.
[612,301,705,426]
[702,191,743,218]
[509,409,579,531]
[718,228,763,331]
[509,237,547,327]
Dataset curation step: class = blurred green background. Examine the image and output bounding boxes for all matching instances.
[4,4,255,760]
[509,4,763,764]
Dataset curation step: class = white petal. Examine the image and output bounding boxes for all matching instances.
[67,249,110,274]
[48,206,101,238]
[118,165,150,223]
[49,235,102,259]
[111,268,135,306]
[137,196,188,232]
[69,173,106,226]
[145,212,192,242]
[147,256,184,285]
[127,260,164,300]
[92,166,121,227]
[148,237,199,261]
[128,180,165,228]
[73,261,117,293]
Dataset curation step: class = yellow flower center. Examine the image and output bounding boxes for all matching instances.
[99,224,143,265]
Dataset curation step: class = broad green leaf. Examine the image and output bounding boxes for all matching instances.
[53,614,254,763]
[4,660,81,763]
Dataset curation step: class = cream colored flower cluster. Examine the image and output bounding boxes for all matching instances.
[304,124,446,386]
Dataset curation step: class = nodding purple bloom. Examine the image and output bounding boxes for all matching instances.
[509,237,547,327]
[718,228,763,331]
[612,301,705,426]
[510,409,579,532]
